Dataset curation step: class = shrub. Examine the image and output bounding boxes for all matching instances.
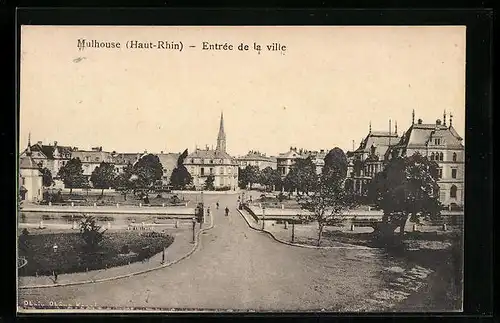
[120,244,130,254]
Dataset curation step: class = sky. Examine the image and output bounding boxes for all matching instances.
[19,26,466,157]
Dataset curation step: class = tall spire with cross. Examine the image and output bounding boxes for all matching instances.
[412,109,415,125]
[443,110,447,126]
[216,111,226,153]
[369,121,372,134]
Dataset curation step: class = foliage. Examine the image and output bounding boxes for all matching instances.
[90,162,116,197]
[368,153,442,238]
[204,174,215,190]
[57,158,88,194]
[79,214,108,250]
[114,163,135,200]
[238,166,260,189]
[18,232,174,276]
[170,149,193,190]
[39,167,54,187]
[284,157,317,195]
[133,154,163,191]
[259,166,282,191]
[323,147,348,180]
[296,148,356,246]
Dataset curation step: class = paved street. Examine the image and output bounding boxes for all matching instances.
[19,192,395,311]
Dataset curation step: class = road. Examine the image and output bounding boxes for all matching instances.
[19,192,391,311]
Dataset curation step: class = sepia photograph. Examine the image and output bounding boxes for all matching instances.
[17,25,465,313]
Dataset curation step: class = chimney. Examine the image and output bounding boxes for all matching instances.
[37,141,42,145]
[100,146,103,152]
[54,141,58,147]
[160,151,164,154]
[417,118,423,124]
[73,147,78,151]
[436,119,442,126]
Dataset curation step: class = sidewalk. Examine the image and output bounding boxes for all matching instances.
[18,226,196,287]
[21,205,195,216]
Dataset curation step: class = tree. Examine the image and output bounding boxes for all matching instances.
[368,153,442,239]
[133,154,163,194]
[323,147,348,179]
[40,167,54,187]
[284,157,317,195]
[57,158,88,195]
[238,167,250,189]
[170,149,193,190]
[204,174,215,190]
[245,165,261,189]
[259,167,282,191]
[79,214,107,251]
[297,167,356,246]
[114,163,135,200]
[90,162,116,197]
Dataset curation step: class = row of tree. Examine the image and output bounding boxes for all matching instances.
[42,150,195,199]
[236,147,442,245]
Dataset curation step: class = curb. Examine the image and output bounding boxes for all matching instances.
[237,209,377,251]
[19,215,215,289]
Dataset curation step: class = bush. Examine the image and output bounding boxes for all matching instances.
[120,244,130,254]
[170,195,181,204]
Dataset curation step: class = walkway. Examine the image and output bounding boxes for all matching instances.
[18,192,404,311]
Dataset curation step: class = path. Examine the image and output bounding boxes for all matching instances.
[18,192,394,311]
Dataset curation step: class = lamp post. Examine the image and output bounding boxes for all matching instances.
[262,207,266,230]
[192,217,196,243]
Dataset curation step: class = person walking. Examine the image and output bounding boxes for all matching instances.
[207,206,211,216]
[225,207,229,216]
[216,201,219,209]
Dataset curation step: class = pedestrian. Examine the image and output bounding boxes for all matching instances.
[207,206,211,216]
[161,248,165,264]
[53,271,58,283]
[225,207,229,216]
[216,202,219,209]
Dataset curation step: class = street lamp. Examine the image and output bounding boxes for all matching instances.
[262,207,266,230]
[192,217,196,243]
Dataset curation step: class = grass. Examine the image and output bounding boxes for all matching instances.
[18,231,174,276]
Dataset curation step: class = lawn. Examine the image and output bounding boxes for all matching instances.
[18,231,174,276]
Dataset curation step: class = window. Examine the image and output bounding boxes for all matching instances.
[95,157,100,162]
[210,168,214,175]
[430,152,435,161]
[21,178,25,185]
[434,138,441,145]
[191,159,194,163]
[438,168,443,179]
[210,159,213,164]
[439,152,444,161]
[452,153,457,162]
[201,168,205,176]
[450,185,457,198]
[451,168,457,179]
[86,156,90,161]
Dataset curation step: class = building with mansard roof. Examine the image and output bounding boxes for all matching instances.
[20,140,73,181]
[237,151,277,170]
[277,147,329,177]
[346,110,464,208]
[386,112,464,208]
[183,112,239,190]
[346,121,400,195]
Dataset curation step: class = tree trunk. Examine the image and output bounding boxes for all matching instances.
[399,213,408,237]
[69,187,73,196]
[101,188,104,197]
[317,223,324,246]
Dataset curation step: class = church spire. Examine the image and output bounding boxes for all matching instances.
[412,109,415,125]
[26,132,32,156]
[216,111,226,153]
[369,121,372,134]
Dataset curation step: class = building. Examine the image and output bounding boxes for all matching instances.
[346,111,464,208]
[183,112,239,190]
[276,147,329,177]
[387,112,464,208]
[157,152,181,185]
[20,139,73,181]
[71,147,116,179]
[19,139,43,202]
[237,151,277,170]
[347,121,400,195]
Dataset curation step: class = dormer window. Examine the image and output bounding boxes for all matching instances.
[434,138,441,145]
[452,152,457,162]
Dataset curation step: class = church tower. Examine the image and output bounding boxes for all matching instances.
[216,112,226,153]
